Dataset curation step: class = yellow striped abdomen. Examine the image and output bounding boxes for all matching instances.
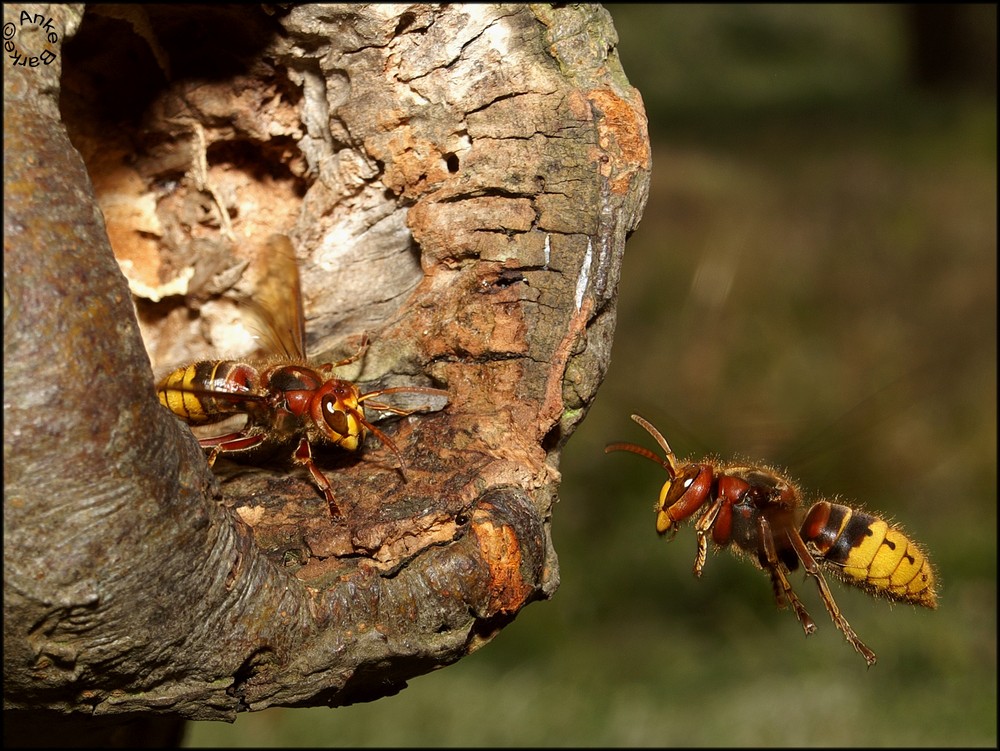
[801,501,937,608]
[157,361,262,425]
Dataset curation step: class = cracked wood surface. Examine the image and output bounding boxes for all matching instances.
[4,3,648,726]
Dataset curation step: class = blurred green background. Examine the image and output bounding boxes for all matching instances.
[186,5,996,746]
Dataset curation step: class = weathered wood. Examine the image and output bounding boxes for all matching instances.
[3,2,649,731]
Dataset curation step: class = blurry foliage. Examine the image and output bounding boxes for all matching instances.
[610,4,908,129]
[186,5,996,746]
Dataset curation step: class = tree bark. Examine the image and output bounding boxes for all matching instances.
[4,1,648,735]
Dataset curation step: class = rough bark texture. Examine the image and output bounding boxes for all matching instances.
[4,1,648,735]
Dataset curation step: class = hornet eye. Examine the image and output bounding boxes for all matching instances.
[322,397,351,437]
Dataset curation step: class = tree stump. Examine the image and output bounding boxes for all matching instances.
[3,2,649,738]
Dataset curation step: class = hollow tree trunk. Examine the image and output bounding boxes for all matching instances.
[4,3,648,743]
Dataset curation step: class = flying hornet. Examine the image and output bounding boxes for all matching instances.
[606,413,936,666]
